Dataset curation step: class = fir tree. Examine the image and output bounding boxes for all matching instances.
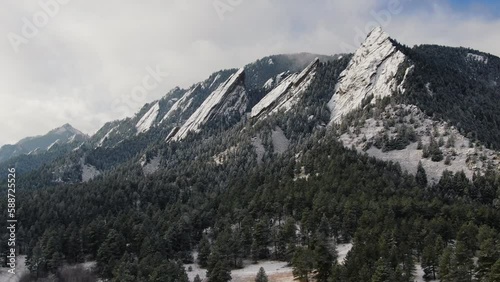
[489,260,500,282]
[255,267,268,282]
[416,161,428,188]
[292,247,315,282]
[198,235,211,268]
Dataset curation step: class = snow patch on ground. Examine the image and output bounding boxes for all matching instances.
[141,154,161,176]
[415,264,439,282]
[213,146,238,165]
[81,158,101,182]
[231,261,293,282]
[337,243,353,264]
[339,104,500,183]
[136,102,160,134]
[328,27,406,123]
[0,255,27,281]
[272,127,289,154]
[185,243,353,282]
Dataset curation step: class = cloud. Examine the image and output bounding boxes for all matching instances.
[0,0,499,145]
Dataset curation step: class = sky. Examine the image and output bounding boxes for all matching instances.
[1,0,499,146]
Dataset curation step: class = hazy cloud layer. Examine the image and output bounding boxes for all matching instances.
[1,0,499,145]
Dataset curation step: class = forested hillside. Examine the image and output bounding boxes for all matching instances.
[1,29,500,282]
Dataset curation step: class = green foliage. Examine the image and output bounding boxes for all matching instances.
[292,247,315,282]
[489,260,500,282]
[402,45,500,150]
[255,267,268,282]
[1,53,500,282]
[198,235,211,268]
[416,161,428,188]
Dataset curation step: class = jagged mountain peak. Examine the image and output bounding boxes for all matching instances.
[0,123,88,163]
[363,26,390,45]
[49,123,85,136]
[328,27,405,123]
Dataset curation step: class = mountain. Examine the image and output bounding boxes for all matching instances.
[2,28,500,281]
[330,27,500,182]
[0,123,88,164]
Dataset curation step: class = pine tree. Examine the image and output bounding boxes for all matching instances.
[312,233,336,282]
[476,238,498,281]
[422,235,443,280]
[97,229,126,278]
[251,219,271,261]
[198,235,211,268]
[292,247,315,282]
[416,161,428,188]
[329,263,343,282]
[255,267,269,282]
[208,260,232,282]
[207,246,231,282]
[149,261,189,282]
[439,246,454,282]
[454,241,474,282]
[371,258,392,282]
[194,274,202,282]
[489,259,500,282]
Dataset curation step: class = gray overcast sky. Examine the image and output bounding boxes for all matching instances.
[1,0,499,145]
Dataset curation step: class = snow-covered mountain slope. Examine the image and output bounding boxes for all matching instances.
[0,124,88,163]
[338,104,500,183]
[251,58,319,119]
[172,68,247,141]
[136,101,160,134]
[161,85,199,123]
[328,27,405,123]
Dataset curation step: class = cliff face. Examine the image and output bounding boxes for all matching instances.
[328,26,405,123]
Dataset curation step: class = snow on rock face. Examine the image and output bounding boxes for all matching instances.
[173,68,246,141]
[339,104,500,183]
[51,124,85,136]
[467,53,488,64]
[328,27,406,123]
[136,102,160,134]
[398,65,414,94]
[97,125,119,148]
[251,58,319,118]
[263,77,274,90]
[276,71,288,84]
[209,74,221,89]
[47,139,60,151]
[161,85,199,123]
